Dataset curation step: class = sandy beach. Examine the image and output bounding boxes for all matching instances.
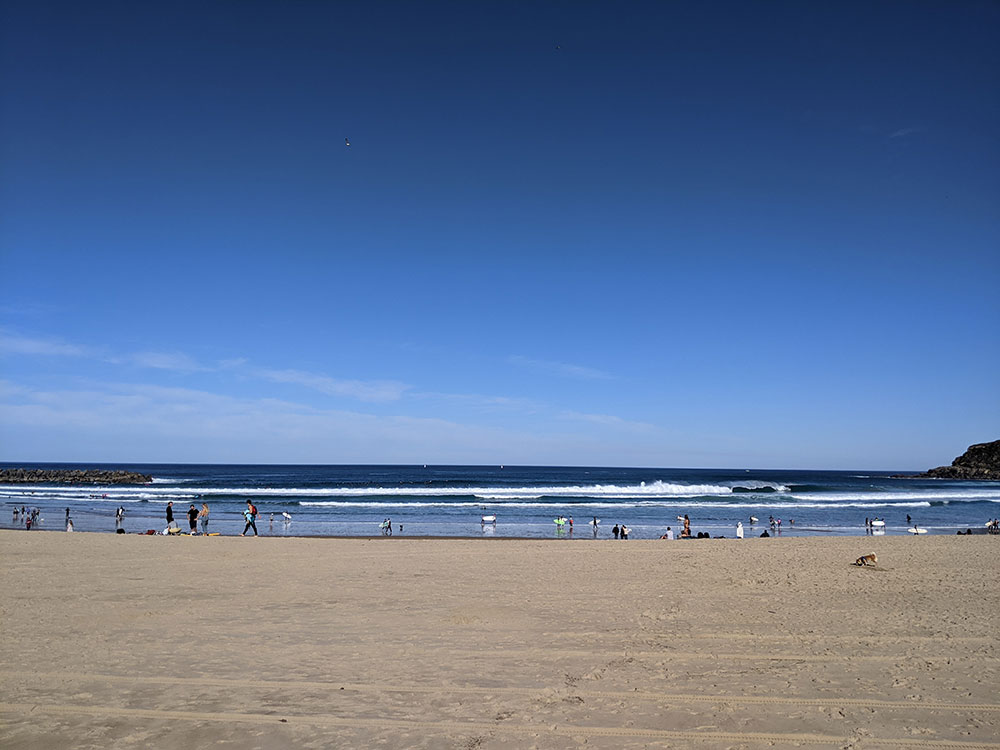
[0,531,997,749]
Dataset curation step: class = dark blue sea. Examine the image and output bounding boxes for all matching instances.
[2,463,998,538]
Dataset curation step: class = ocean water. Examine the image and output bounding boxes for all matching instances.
[1,463,998,538]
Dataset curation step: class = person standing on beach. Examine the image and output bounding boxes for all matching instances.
[187,504,198,534]
[736,521,744,539]
[621,525,629,540]
[198,503,210,534]
[612,524,620,539]
[166,501,177,530]
[115,506,125,530]
[241,501,258,536]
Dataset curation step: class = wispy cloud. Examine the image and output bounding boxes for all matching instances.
[1,327,408,403]
[0,380,569,463]
[508,355,614,380]
[559,410,655,431]
[888,127,922,139]
[412,390,544,412]
[0,328,92,357]
[113,351,209,372]
[255,367,410,402]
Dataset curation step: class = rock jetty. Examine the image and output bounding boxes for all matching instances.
[911,440,1000,480]
[0,468,152,484]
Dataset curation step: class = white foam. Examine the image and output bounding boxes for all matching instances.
[0,480,738,499]
[298,500,935,510]
[790,490,999,503]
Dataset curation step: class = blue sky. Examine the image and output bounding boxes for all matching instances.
[1,1,997,469]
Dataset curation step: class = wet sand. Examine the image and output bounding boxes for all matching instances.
[1,531,998,749]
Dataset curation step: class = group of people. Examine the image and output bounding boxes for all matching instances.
[159,501,296,536]
[12,505,40,530]
[611,523,630,539]
[163,500,214,535]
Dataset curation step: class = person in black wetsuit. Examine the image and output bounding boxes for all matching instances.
[166,501,176,530]
[187,504,199,533]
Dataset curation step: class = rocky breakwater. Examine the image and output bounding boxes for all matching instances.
[912,440,1000,480]
[0,468,153,484]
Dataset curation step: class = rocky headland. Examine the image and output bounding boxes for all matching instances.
[0,468,152,485]
[907,440,1000,480]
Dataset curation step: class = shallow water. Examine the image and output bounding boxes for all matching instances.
[2,463,997,538]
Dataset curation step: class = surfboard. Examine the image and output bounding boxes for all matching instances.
[588,519,601,525]
[207,532,221,536]
[908,527,928,534]
[871,520,885,527]
[481,515,497,523]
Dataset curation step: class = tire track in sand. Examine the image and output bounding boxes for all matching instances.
[3,670,998,712]
[1,702,998,748]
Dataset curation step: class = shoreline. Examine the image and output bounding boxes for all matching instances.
[6,526,997,539]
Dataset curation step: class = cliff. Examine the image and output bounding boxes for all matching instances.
[0,468,152,484]
[916,440,1000,480]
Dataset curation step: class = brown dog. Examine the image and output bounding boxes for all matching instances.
[854,553,877,567]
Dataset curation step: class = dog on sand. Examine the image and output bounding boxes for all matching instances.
[854,553,878,567]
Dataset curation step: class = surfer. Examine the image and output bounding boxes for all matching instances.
[241,501,258,536]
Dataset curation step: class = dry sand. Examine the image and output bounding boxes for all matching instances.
[1,530,998,749]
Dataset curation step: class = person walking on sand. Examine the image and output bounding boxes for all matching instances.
[621,524,629,540]
[612,524,620,539]
[241,501,258,536]
[187,503,199,534]
[166,501,178,531]
[198,503,210,534]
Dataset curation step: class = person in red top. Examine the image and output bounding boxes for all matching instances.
[241,501,258,536]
